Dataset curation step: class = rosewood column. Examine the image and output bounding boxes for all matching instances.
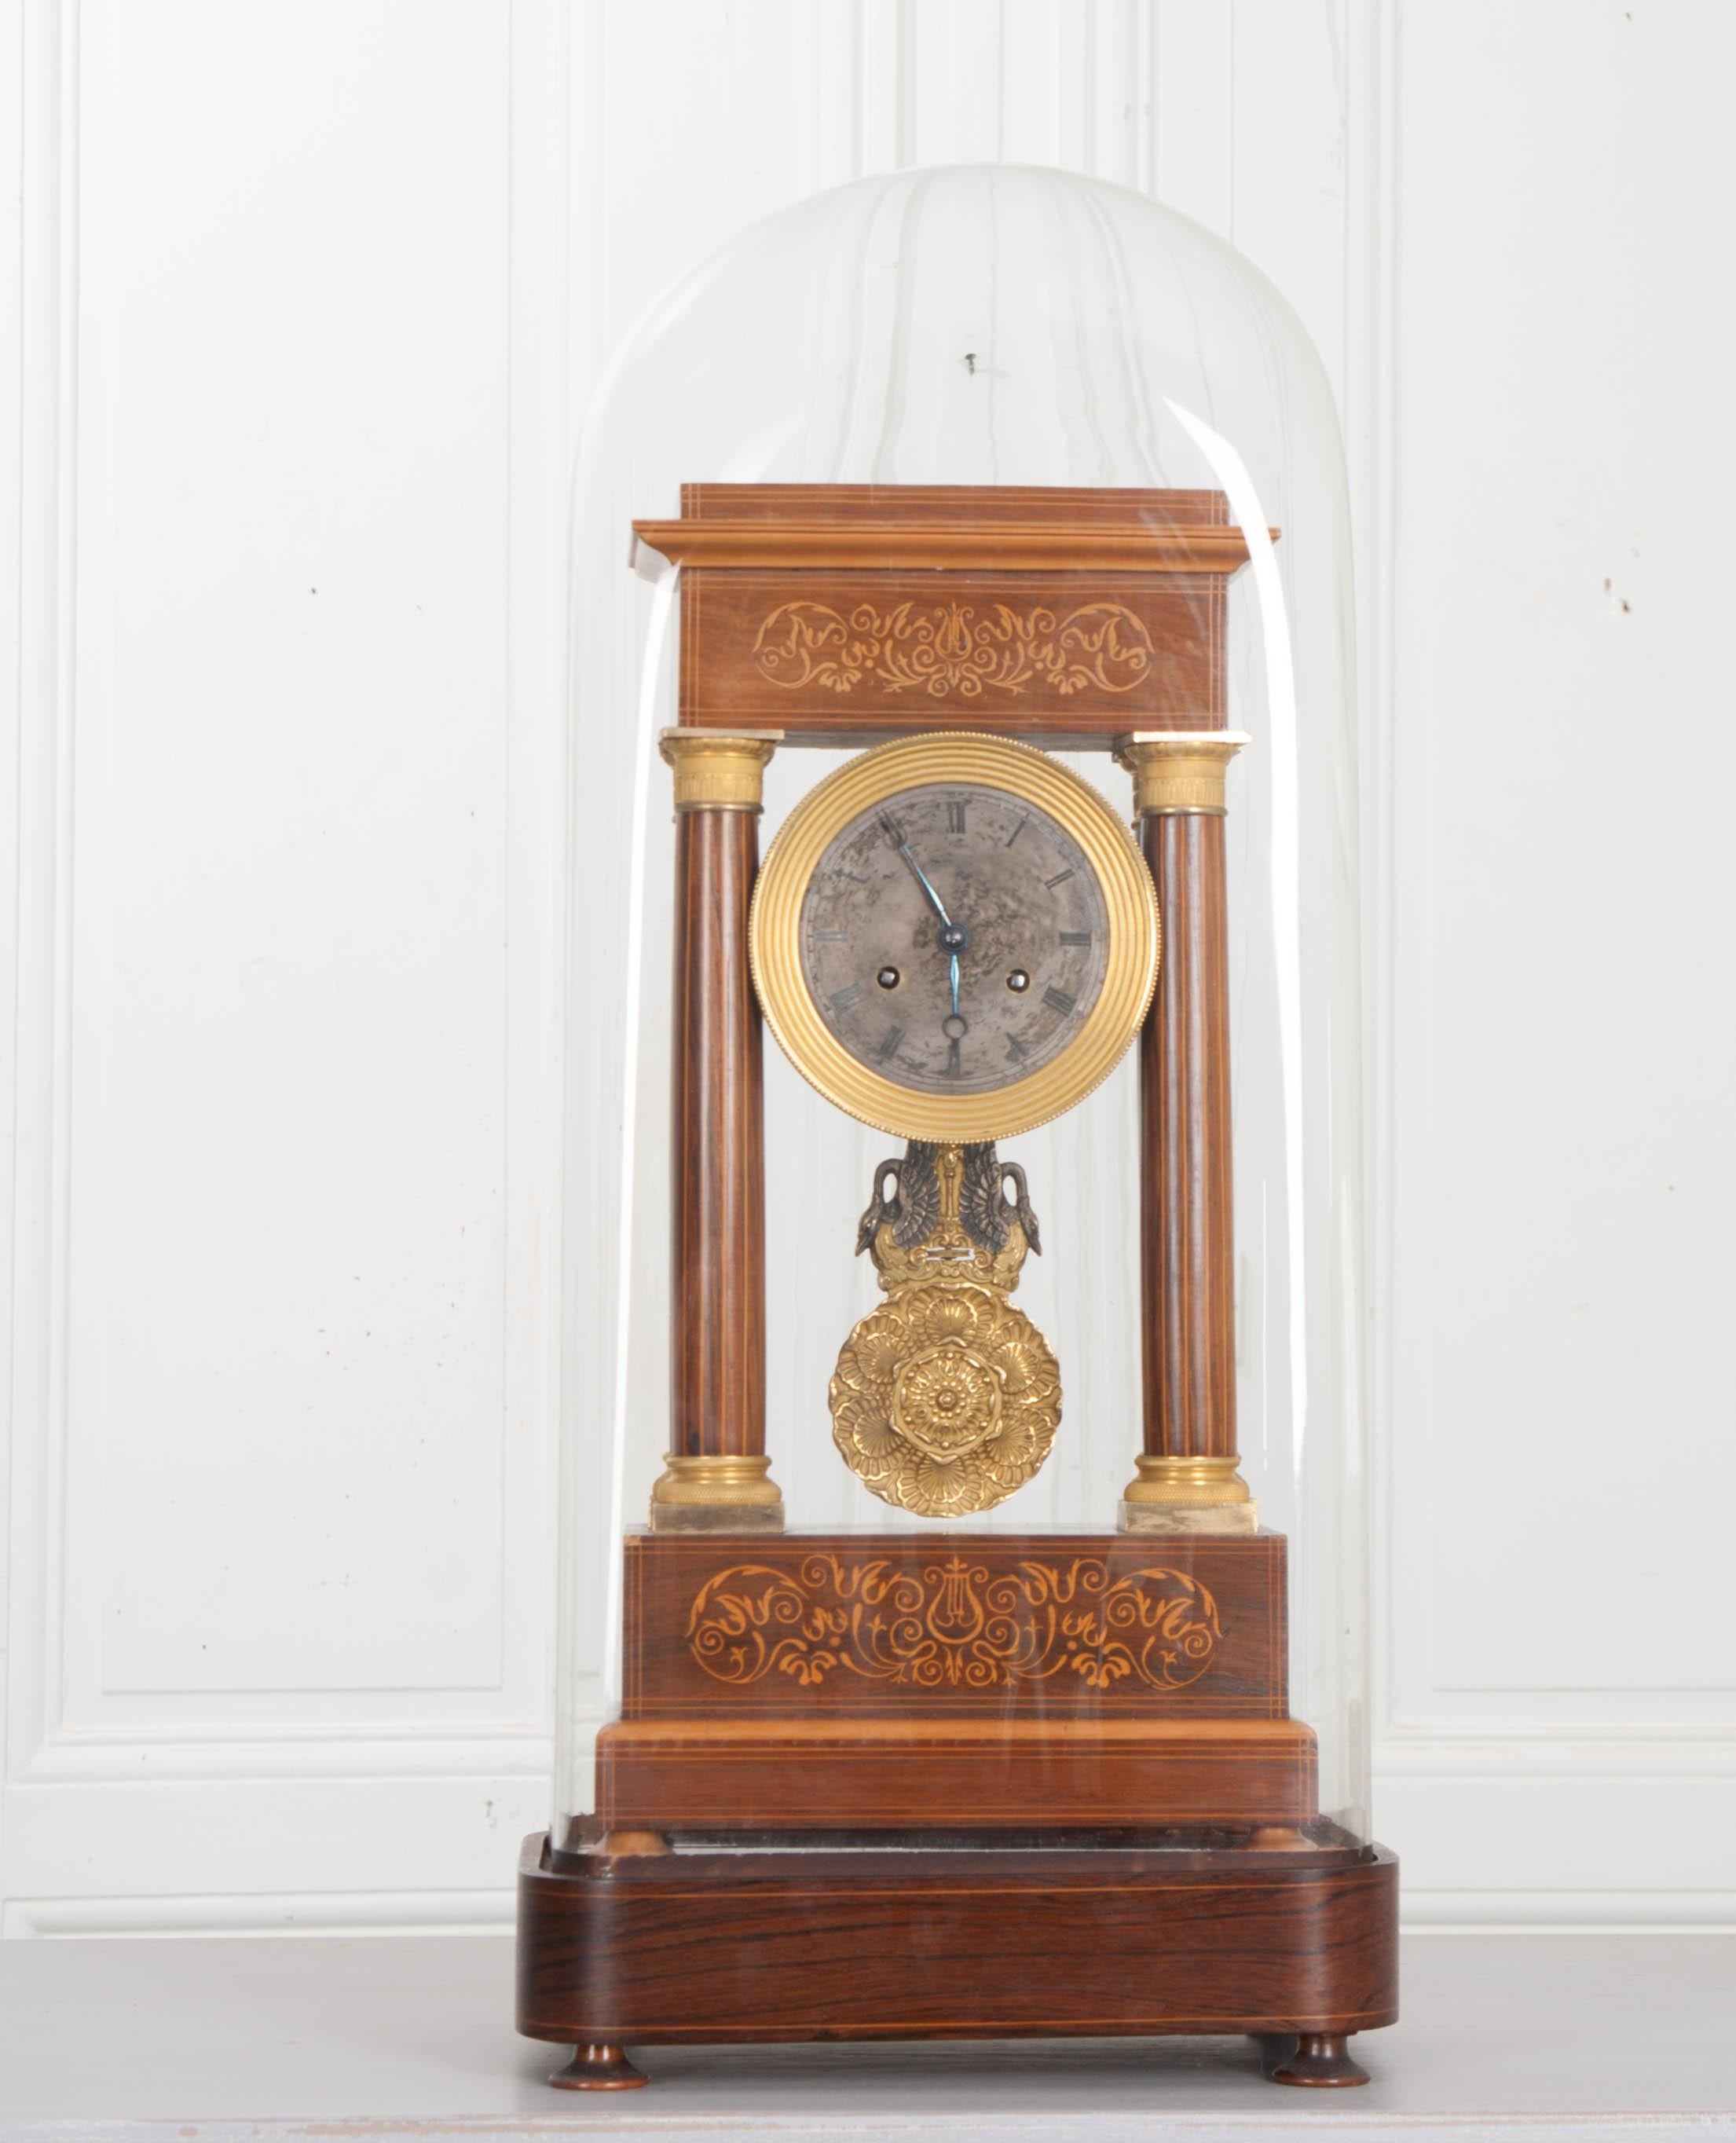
[649,730,784,1533]
[1115,732,1255,1533]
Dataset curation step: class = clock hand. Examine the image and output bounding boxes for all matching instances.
[893,839,971,1036]
[895,841,970,992]
[896,842,952,929]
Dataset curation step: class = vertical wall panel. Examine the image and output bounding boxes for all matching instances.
[903,2,1006,165]
[1376,0,1736,1920]
[1397,0,1736,1702]
[5,0,568,1929]
[1150,0,1234,236]
[76,0,510,1702]
[1227,0,1350,406]
[0,0,25,1936]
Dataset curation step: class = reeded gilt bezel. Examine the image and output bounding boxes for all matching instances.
[749,731,1160,1141]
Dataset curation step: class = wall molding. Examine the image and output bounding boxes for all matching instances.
[5,0,82,1841]
[18,1730,555,1786]
[1401,1895,1736,1932]
[22,1885,1731,1940]
[1380,1736,1736,1778]
[5,1889,516,1938]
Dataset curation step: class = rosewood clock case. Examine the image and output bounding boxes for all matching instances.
[515,482,1397,2094]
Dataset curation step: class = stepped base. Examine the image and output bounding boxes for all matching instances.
[598,1715,1318,1830]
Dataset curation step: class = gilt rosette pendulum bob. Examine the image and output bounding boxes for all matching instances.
[830,1141,1059,1516]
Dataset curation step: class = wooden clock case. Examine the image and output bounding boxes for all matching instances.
[515,484,1397,2092]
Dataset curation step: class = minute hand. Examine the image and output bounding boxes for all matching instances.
[897,843,952,928]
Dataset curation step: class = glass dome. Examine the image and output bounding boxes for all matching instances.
[551,165,1371,1881]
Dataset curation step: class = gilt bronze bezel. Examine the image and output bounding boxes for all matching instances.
[749,731,1160,1141]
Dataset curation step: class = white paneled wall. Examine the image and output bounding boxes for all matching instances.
[1376,0,1736,1927]
[3,0,1732,1935]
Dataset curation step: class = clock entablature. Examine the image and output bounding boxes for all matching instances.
[632,482,1261,751]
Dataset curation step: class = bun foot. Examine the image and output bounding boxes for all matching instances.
[1269,2031,1370,2087]
[548,2042,648,2091]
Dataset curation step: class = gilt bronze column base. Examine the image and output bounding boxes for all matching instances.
[1119,1453,1258,1534]
[647,1454,784,1534]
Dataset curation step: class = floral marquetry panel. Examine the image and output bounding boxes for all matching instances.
[689,1553,1219,1693]
[619,1533,1289,1720]
[752,597,1159,703]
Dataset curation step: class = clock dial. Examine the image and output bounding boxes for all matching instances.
[799,783,1112,1097]
[750,731,1158,1142]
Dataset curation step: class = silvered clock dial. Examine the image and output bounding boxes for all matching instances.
[799,782,1112,1100]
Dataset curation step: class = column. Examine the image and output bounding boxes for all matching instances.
[1114,731,1257,1535]
[649,729,784,1533]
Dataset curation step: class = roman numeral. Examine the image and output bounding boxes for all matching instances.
[943,1039,963,1079]
[1042,986,1076,1016]
[1044,867,1075,890]
[879,813,905,847]
[875,1024,905,1061]
[1005,818,1027,848]
[811,929,848,943]
[1058,930,1092,947]
[1005,1035,1031,1063]
[947,799,967,834]
[830,984,864,1013]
